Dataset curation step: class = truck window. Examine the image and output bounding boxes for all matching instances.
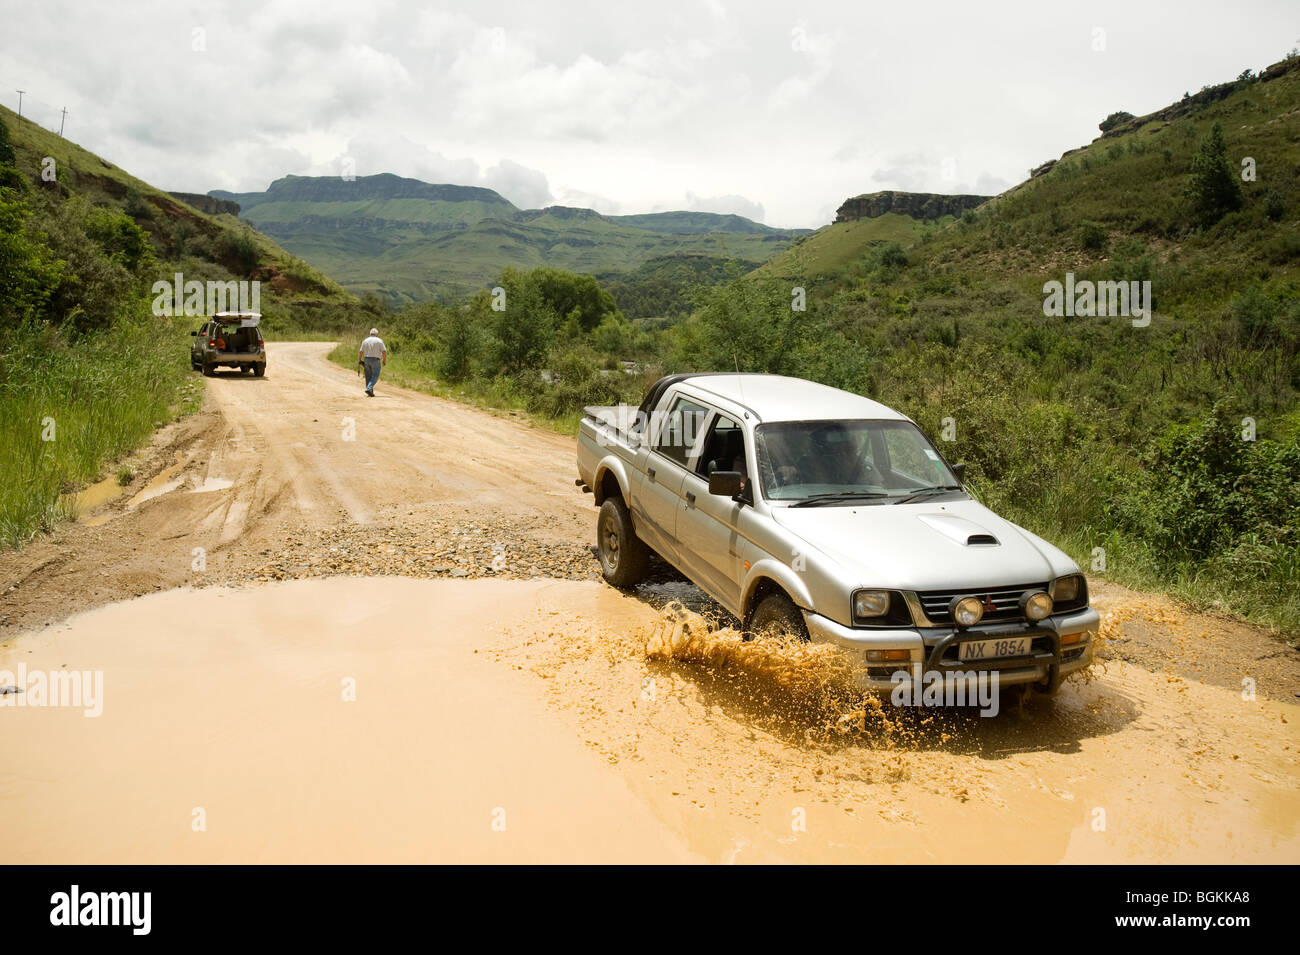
[696,415,745,478]
[654,396,708,468]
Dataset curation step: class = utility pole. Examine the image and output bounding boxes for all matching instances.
[59,107,67,137]
[15,90,23,117]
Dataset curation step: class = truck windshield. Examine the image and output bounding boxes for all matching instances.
[753,420,960,502]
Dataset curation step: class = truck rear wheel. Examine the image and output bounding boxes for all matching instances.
[596,498,648,589]
[202,362,214,377]
[253,364,265,377]
[746,593,810,642]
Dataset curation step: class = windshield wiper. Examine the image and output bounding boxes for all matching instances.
[789,491,892,508]
[891,485,964,505]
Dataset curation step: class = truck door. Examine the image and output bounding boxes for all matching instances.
[636,394,708,567]
[676,411,747,613]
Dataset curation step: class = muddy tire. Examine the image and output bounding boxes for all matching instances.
[202,362,215,377]
[596,498,648,589]
[253,364,265,377]
[746,592,809,642]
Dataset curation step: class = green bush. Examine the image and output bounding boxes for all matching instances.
[1113,405,1300,561]
[437,309,479,382]
[216,230,259,275]
[1077,220,1108,252]
[1100,111,1135,132]
[1263,188,1286,221]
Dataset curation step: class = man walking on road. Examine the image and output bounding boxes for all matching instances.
[359,327,387,397]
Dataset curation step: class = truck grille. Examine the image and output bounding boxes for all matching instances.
[917,583,1049,625]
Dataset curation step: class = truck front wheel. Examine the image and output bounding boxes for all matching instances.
[596,498,649,589]
[746,592,810,643]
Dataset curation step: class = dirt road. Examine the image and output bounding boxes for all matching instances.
[1,343,1297,862]
[0,342,599,633]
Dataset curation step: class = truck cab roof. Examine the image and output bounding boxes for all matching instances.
[652,373,908,424]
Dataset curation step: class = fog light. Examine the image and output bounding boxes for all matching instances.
[949,595,984,628]
[1020,590,1053,621]
[865,649,911,663]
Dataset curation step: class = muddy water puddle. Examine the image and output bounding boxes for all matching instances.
[2,578,1296,863]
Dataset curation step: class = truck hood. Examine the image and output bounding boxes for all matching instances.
[770,497,1077,591]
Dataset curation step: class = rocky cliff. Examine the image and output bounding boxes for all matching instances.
[834,191,989,222]
[169,191,240,216]
[209,173,515,211]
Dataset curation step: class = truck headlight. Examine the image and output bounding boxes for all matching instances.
[949,595,984,628]
[853,590,890,619]
[1020,590,1054,621]
[1052,574,1084,605]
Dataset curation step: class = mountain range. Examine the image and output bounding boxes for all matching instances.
[209,174,812,304]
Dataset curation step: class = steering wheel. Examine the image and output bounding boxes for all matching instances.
[787,453,881,488]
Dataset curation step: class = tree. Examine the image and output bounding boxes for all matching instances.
[437,308,477,382]
[1185,122,1243,227]
[685,278,805,375]
[0,193,59,329]
[492,276,555,374]
[528,267,618,332]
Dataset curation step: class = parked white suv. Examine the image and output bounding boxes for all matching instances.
[576,373,1099,695]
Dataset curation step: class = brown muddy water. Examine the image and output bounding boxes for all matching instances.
[0,577,1296,863]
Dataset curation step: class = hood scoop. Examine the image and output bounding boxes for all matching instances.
[917,513,1001,546]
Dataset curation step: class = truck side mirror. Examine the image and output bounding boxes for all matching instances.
[191,330,199,336]
[952,462,967,483]
[708,471,744,497]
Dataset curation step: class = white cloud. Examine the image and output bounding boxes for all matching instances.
[681,191,766,222]
[482,159,554,208]
[769,19,838,110]
[0,0,1294,228]
[445,29,687,140]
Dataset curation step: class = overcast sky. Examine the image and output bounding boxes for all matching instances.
[2,1,1296,227]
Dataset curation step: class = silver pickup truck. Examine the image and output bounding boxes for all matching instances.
[576,373,1099,695]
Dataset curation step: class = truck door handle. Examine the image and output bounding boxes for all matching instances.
[647,467,656,481]
[685,492,696,505]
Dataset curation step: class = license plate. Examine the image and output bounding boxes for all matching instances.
[959,636,1031,661]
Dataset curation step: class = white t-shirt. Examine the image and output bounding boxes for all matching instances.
[360,336,386,359]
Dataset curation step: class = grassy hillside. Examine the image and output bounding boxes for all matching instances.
[3,108,354,315]
[213,174,810,305]
[751,212,952,283]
